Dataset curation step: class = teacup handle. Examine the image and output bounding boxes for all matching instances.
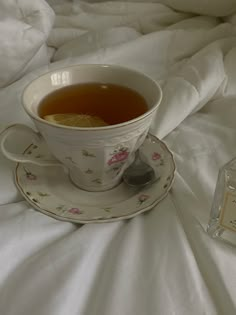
[1,124,62,167]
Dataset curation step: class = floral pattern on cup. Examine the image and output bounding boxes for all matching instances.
[108,147,129,166]
[37,192,50,197]
[138,194,150,205]
[92,178,102,184]
[103,207,112,213]
[82,150,96,158]
[65,156,77,165]
[23,167,37,180]
[110,163,125,176]
[152,152,161,160]
[85,168,93,174]
[68,207,83,215]
[56,205,83,215]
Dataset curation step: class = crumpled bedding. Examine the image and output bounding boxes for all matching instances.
[0,1,236,314]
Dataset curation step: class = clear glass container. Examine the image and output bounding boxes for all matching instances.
[207,157,236,246]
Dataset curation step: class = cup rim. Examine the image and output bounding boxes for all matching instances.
[22,64,162,131]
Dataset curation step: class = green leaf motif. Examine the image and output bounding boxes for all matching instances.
[65,156,77,164]
[92,178,102,184]
[56,206,64,210]
[82,150,96,157]
[85,168,93,174]
[103,207,112,213]
[37,192,50,197]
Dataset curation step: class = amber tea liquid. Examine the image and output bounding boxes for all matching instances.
[38,83,148,125]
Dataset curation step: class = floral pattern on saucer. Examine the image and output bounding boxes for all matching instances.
[15,134,175,224]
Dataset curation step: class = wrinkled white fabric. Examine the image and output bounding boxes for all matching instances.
[0,0,54,87]
[0,1,236,315]
[159,0,236,16]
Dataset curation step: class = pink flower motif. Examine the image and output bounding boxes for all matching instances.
[24,168,37,180]
[68,208,82,215]
[27,174,37,180]
[152,152,161,160]
[138,194,150,204]
[108,150,129,166]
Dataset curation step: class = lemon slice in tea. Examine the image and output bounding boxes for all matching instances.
[44,113,108,127]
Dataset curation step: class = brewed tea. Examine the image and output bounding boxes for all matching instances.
[39,83,148,126]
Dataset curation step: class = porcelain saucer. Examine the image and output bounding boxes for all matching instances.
[15,134,175,224]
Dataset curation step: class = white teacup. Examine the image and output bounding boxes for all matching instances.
[1,64,162,191]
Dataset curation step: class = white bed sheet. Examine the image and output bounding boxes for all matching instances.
[0,1,236,314]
